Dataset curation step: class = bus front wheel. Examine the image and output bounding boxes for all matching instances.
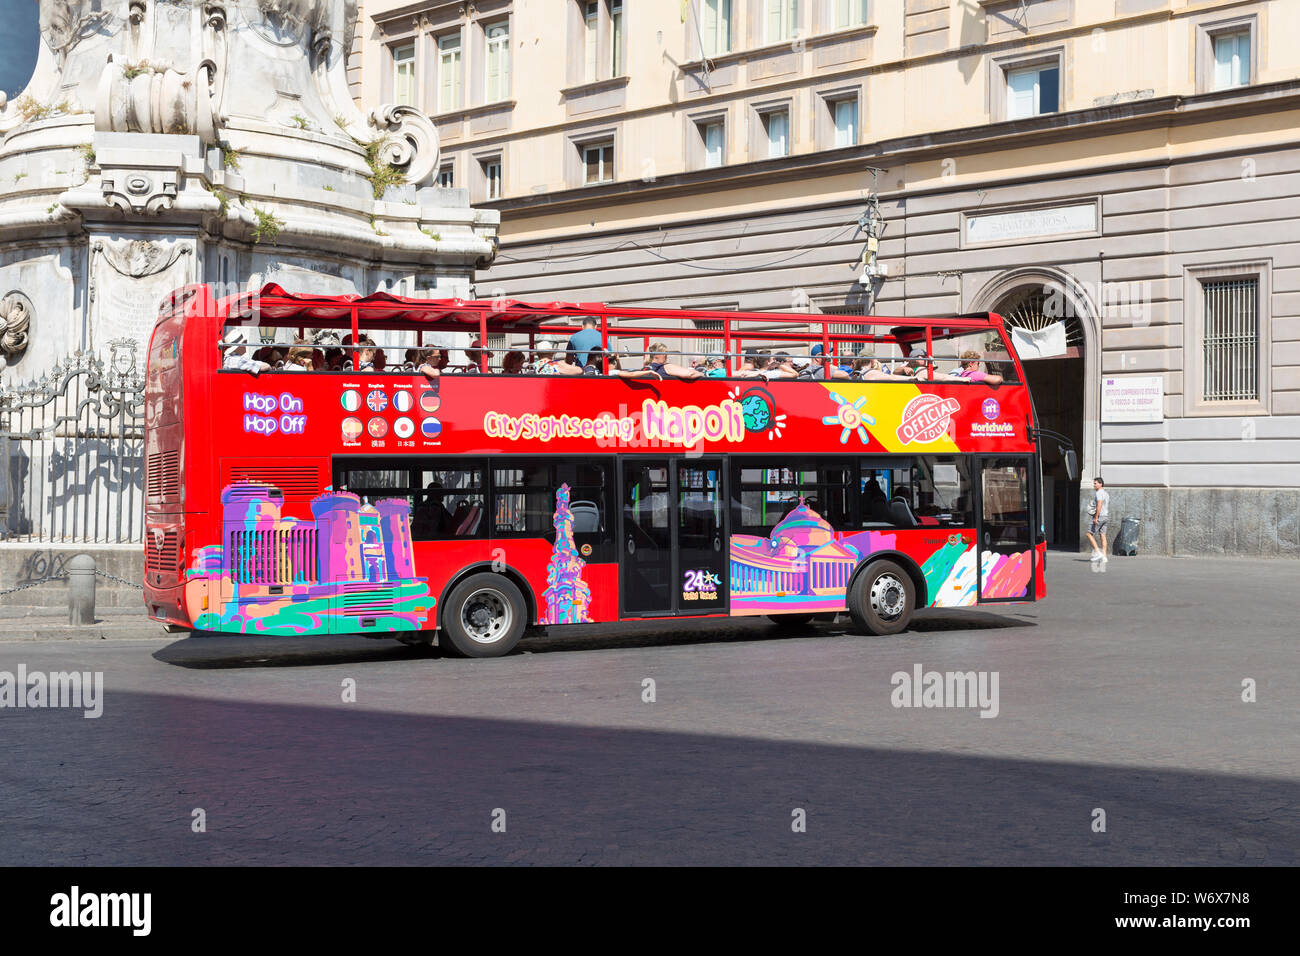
[848,560,915,636]
[440,573,527,658]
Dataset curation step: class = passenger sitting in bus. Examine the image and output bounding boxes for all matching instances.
[460,339,489,374]
[858,358,915,381]
[952,349,1004,386]
[765,352,800,380]
[534,342,584,376]
[355,336,378,372]
[402,348,421,370]
[221,328,271,375]
[283,340,314,371]
[644,342,703,380]
[735,349,770,379]
[501,350,526,374]
[704,354,727,377]
[252,346,283,368]
[417,347,446,379]
[411,481,451,537]
[809,345,852,380]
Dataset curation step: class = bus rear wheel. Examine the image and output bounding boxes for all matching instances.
[440,573,527,658]
[848,560,915,636]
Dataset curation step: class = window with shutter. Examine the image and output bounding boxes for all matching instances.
[438,34,462,112]
[486,22,509,103]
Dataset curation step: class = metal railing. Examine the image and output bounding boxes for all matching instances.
[0,339,145,543]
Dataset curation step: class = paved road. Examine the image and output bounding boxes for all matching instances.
[0,555,1295,865]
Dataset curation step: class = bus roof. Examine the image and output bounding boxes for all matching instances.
[209,283,1008,336]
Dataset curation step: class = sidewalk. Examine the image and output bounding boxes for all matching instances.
[0,604,166,642]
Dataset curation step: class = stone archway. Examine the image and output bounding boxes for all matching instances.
[971,267,1101,550]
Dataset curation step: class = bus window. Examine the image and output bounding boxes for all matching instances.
[493,461,610,537]
[859,459,913,528]
[912,456,975,527]
[413,465,486,538]
[333,459,487,539]
[732,459,855,532]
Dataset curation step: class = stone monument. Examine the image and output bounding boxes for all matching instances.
[0,0,500,381]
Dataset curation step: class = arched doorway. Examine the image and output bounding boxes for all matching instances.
[972,269,1100,550]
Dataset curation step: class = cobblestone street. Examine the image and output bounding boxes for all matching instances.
[0,555,1295,865]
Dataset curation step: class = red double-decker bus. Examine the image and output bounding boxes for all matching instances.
[143,284,1072,657]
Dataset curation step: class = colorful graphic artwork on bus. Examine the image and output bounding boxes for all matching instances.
[539,483,593,624]
[184,482,432,634]
[729,498,1032,615]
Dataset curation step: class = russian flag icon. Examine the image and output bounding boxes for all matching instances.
[421,417,442,438]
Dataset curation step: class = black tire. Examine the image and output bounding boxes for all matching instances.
[847,560,915,636]
[768,613,814,628]
[439,573,528,658]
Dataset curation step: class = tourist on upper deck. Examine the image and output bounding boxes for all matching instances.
[221,328,271,375]
[644,342,703,380]
[952,349,1004,386]
[765,353,801,380]
[704,354,727,378]
[283,340,313,371]
[735,349,770,379]
[501,350,526,374]
[809,344,852,381]
[534,341,584,377]
[460,339,489,374]
[417,347,447,379]
[858,358,915,381]
[568,316,603,367]
[355,336,378,372]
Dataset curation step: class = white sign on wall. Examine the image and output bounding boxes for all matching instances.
[1102,375,1164,423]
[966,202,1097,244]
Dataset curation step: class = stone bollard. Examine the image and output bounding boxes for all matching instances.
[68,553,97,626]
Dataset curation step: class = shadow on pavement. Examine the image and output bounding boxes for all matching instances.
[1,690,1292,866]
[153,609,1034,670]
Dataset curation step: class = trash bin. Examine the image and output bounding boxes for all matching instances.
[1113,516,1141,556]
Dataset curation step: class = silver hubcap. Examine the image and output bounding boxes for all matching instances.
[870,573,907,620]
[461,588,512,644]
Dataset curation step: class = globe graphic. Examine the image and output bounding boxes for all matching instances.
[740,393,772,432]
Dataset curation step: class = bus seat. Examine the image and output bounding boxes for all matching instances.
[455,504,482,536]
[570,501,600,532]
[888,498,919,528]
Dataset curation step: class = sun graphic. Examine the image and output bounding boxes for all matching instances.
[822,391,876,445]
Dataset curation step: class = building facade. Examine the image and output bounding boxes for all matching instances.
[354,0,1300,556]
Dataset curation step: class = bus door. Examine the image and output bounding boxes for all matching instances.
[620,457,728,617]
[975,456,1036,602]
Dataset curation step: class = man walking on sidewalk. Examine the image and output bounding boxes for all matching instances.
[1086,477,1110,563]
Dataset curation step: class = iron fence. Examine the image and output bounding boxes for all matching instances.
[0,339,145,543]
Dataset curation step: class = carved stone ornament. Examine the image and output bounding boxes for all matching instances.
[95,57,220,144]
[39,0,113,69]
[95,238,192,279]
[100,163,181,216]
[0,292,33,368]
[368,105,440,188]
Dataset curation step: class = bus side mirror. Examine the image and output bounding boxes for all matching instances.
[1063,449,1078,483]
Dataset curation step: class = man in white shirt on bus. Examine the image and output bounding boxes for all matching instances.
[1086,476,1110,563]
[221,327,270,375]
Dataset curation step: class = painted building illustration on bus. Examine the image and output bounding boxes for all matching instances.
[729,499,867,615]
[729,498,1033,614]
[539,483,593,624]
[185,482,431,634]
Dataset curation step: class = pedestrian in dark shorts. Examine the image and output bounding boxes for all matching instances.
[1086,476,1110,563]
